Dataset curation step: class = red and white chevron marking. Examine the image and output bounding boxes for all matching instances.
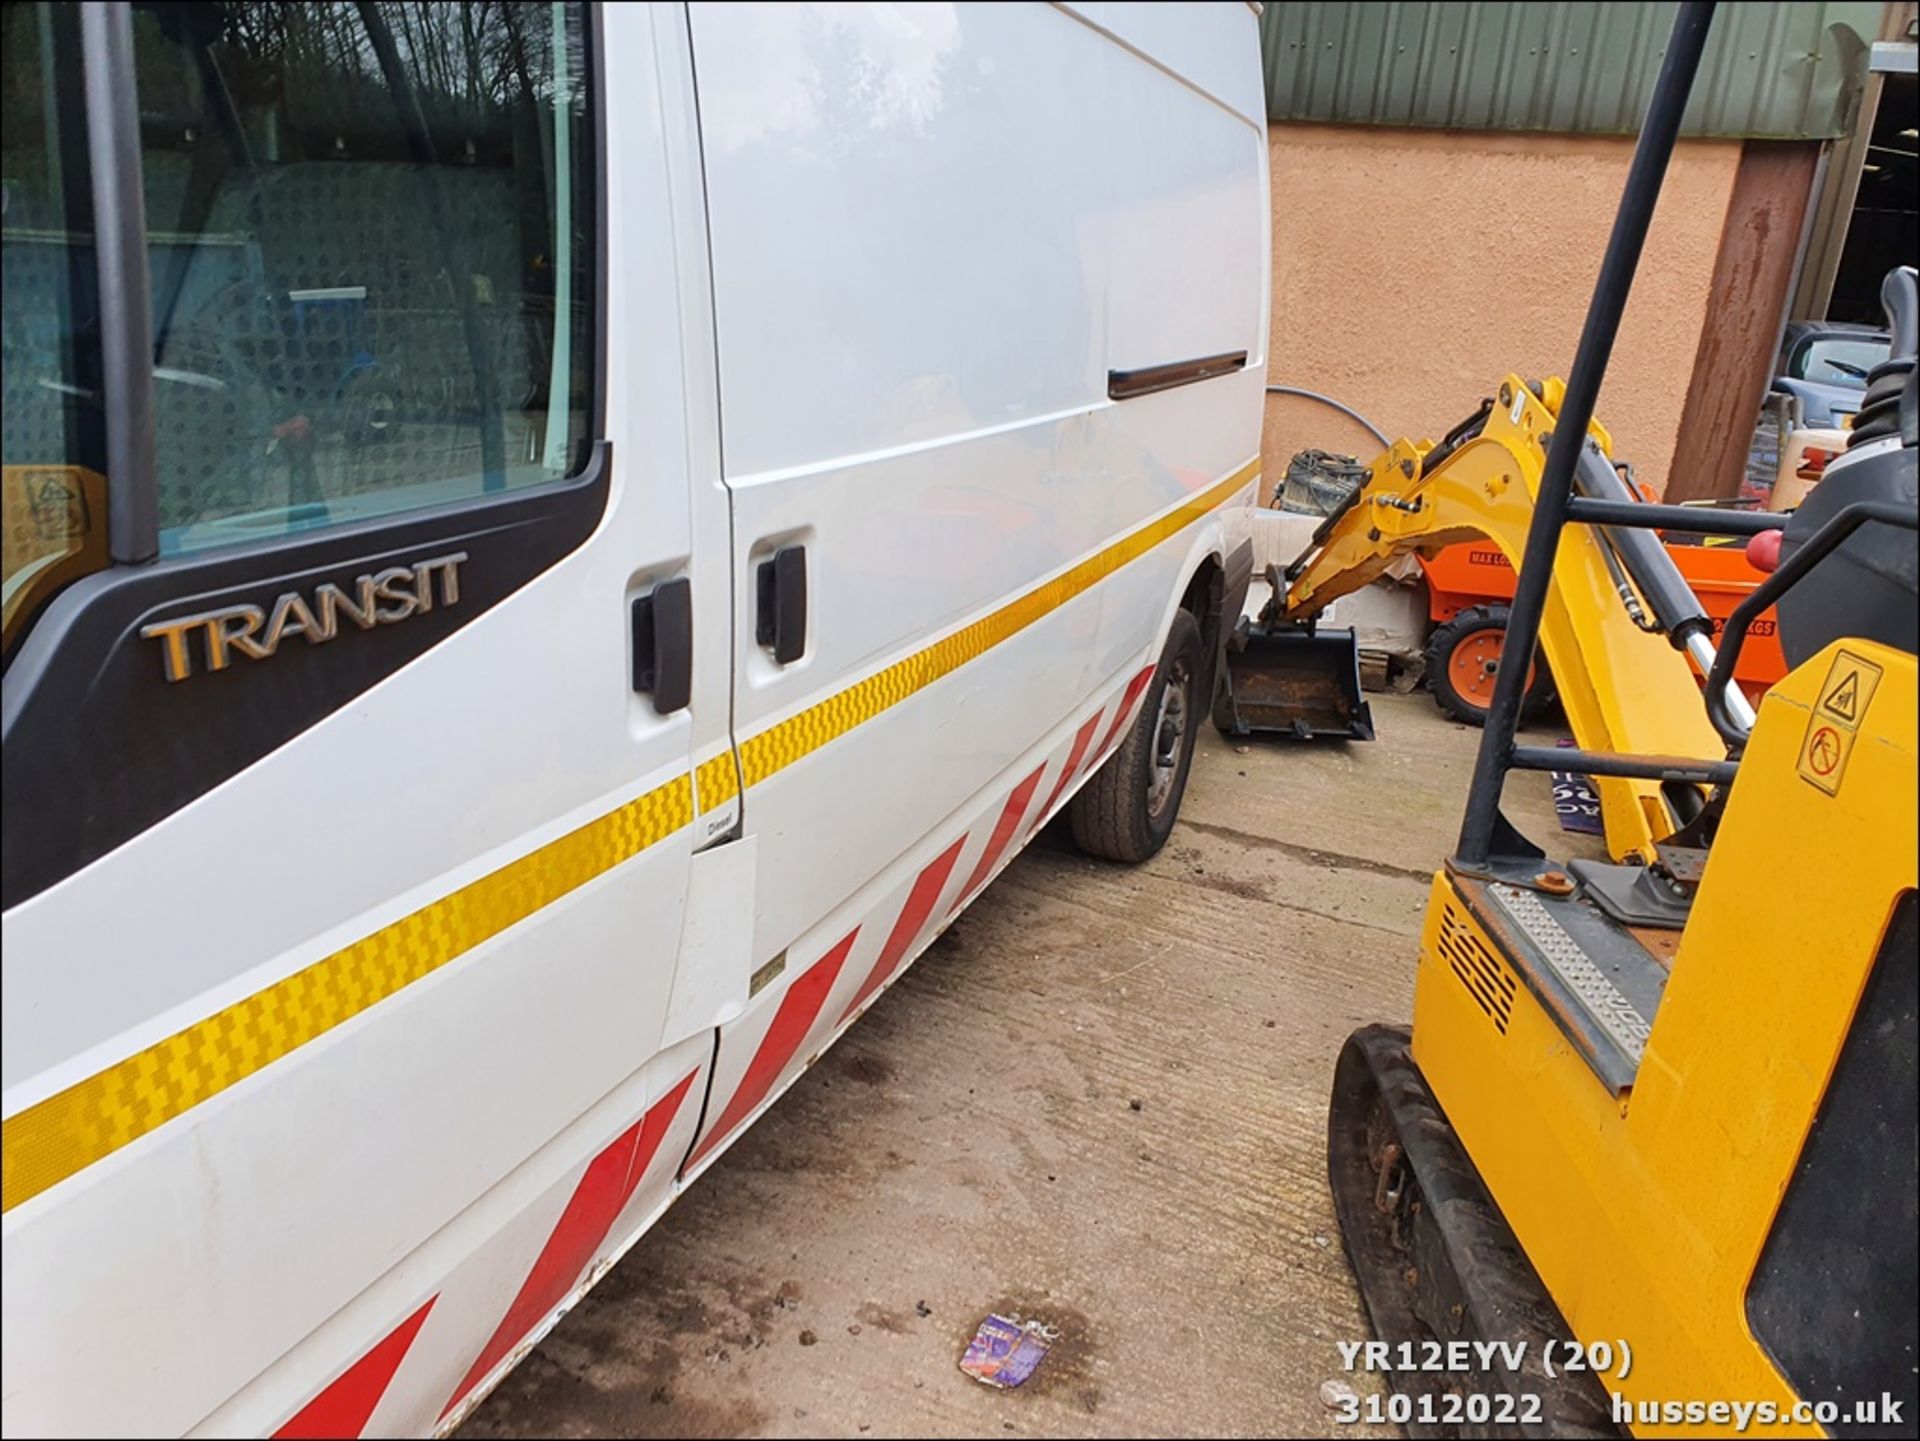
[266,656,1160,1437]
[685,657,1159,1174]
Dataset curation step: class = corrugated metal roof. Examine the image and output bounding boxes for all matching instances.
[1260,2,1884,139]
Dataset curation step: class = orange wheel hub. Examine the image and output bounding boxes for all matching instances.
[1451,629,1534,708]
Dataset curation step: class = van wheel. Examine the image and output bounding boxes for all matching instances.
[1425,604,1554,727]
[1071,610,1202,863]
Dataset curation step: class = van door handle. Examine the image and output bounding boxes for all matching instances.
[755,545,807,665]
[632,577,693,714]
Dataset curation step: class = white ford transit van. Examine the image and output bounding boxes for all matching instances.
[0,3,1267,1433]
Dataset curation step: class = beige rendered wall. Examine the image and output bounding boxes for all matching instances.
[1262,124,1743,500]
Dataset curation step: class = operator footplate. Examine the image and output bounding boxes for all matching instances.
[1460,876,1668,1094]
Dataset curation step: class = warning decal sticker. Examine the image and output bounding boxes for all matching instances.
[1822,671,1860,722]
[1798,650,1884,796]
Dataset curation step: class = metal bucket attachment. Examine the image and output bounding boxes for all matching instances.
[1221,623,1376,741]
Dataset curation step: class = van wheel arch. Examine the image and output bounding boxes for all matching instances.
[1180,553,1225,700]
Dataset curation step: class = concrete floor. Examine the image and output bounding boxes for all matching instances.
[461,692,1596,1440]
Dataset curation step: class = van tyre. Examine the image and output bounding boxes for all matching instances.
[1425,604,1554,727]
[1071,610,1202,863]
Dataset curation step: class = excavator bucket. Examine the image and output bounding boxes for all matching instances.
[1220,620,1376,741]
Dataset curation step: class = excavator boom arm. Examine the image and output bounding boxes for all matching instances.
[1279,376,1726,862]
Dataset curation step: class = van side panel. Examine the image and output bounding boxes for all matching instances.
[691,0,1261,966]
[1058,1,1269,128]
[686,0,1266,1171]
[1091,8,1268,677]
[692,0,1113,977]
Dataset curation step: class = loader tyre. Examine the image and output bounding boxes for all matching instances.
[1071,609,1202,864]
[1425,605,1554,727]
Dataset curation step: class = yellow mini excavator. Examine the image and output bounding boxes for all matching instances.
[1223,376,1739,868]
[1308,5,1920,1437]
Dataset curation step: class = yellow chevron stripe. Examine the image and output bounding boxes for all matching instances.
[695,750,742,812]
[737,459,1258,787]
[1,774,694,1212]
[0,457,1255,1212]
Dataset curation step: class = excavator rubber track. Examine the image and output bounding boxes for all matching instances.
[1327,1025,1621,1439]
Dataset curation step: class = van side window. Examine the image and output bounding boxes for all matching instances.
[1,4,107,654]
[130,0,594,555]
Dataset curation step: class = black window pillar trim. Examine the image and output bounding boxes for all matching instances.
[79,0,159,564]
[589,0,609,436]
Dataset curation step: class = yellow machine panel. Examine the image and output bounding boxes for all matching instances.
[1411,640,1917,1434]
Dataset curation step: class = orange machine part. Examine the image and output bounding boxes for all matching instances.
[1418,539,1784,703]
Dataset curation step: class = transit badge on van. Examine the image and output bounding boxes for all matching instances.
[139,552,468,682]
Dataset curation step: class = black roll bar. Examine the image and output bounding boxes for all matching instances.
[1563,498,1784,538]
[1455,0,1720,868]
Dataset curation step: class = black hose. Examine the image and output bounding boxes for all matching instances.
[1265,385,1390,449]
[1414,397,1494,478]
[1596,529,1662,632]
[1573,443,1712,647]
